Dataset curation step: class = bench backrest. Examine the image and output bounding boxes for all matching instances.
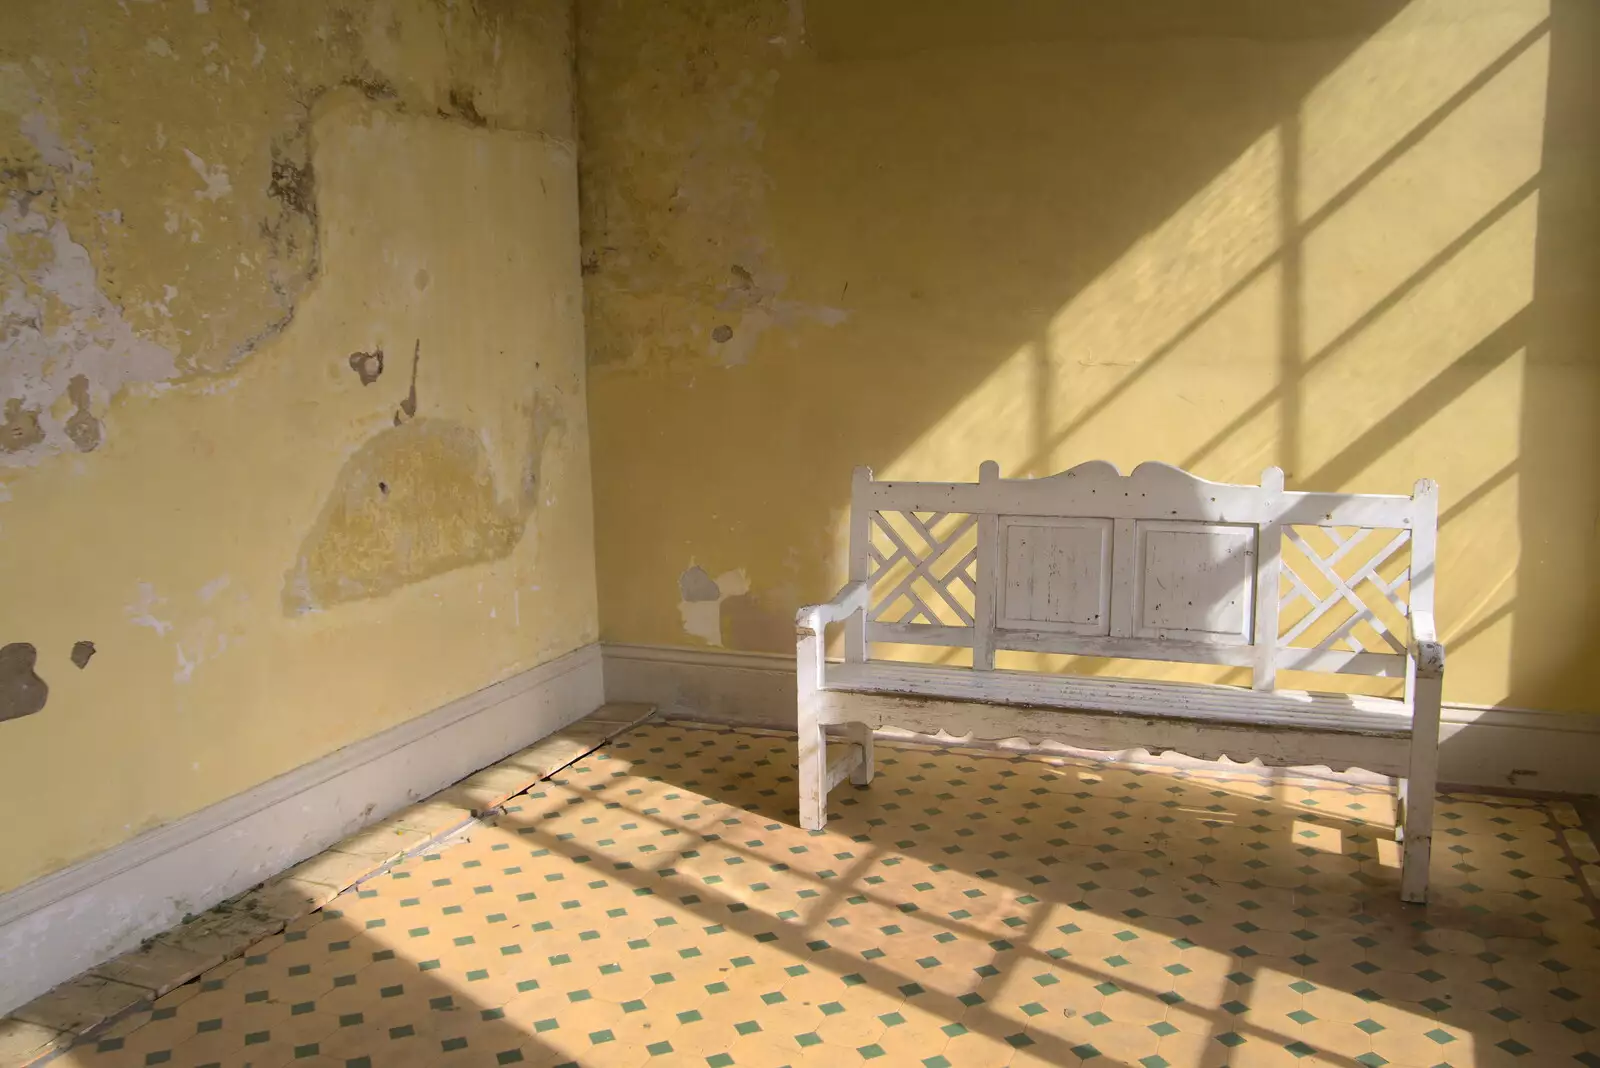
[846,461,1437,691]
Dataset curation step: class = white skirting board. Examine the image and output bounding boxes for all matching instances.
[0,642,604,1017]
[602,643,1600,796]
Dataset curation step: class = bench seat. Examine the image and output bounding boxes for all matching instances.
[827,661,1413,737]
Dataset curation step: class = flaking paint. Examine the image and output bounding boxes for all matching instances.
[0,1,595,895]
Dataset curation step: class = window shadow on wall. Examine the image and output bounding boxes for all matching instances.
[783,0,1595,729]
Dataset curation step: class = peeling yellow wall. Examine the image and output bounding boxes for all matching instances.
[581,0,1600,711]
[0,0,595,894]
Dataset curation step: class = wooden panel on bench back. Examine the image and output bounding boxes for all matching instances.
[849,460,1437,691]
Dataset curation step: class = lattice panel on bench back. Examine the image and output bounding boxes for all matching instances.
[1278,525,1412,656]
[866,511,978,630]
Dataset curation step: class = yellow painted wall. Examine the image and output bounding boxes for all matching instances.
[0,0,596,894]
[581,1,1600,710]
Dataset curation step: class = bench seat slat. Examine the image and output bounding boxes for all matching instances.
[826,661,1412,736]
[867,624,1408,676]
[817,690,1412,778]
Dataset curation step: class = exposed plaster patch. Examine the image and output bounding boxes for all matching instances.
[182,148,233,201]
[18,112,78,173]
[679,565,721,603]
[1,197,179,465]
[70,639,96,668]
[0,642,47,723]
[2,0,565,497]
[709,263,847,367]
[7,48,327,405]
[174,624,230,684]
[125,582,173,636]
[6,1,565,473]
[774,0,807,54]
[122,579,245,683]
[174,642,196,683]
[348,346,384,385]
[677,565,750,647]
[198,574,231,603]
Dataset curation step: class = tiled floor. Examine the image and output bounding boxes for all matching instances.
[55,722,1600,1068]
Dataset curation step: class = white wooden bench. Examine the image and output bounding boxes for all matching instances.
[796,461,1444,902]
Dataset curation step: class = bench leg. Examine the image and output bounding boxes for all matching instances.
[846,721,875,786]
[1400,670,1443,904]
[798,717,829,831]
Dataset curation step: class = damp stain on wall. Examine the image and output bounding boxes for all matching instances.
[719,588,794,650]
[283,382,565,614]
[284,418,523,613]
[578,2,846,375]
[0,642,47,723]
[393,339,421,425]
[62,374,102,452]
[0,397,44,453]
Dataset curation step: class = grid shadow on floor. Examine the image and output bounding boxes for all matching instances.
[56,721,1600,1068]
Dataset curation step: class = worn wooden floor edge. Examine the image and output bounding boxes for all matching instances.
[0,700,655,1067]
[602,641,1600,796]
[0,643,612,1060]
[0,646,601,933]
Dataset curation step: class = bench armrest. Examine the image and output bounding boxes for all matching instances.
[796,581,870,637]
[797,582,868,697]
[1410,611,1445,680]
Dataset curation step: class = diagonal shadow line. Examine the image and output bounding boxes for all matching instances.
[626,749,1401,884]
[1297,19,1549,235]
[773,830,895,950]
[1026,339,1052,478]
[521,763,1391,1067]
[1303,306,1530,490]
[1181,177,1540,475]
[1446,600,1512,655]
[1026,236,1280,475]
[961,893,1061,1051]
[1020,22,1547,476]
[1280,111,1305,482]
[511,804,1381,1068]
[508,803,1144,1068]
[1439,460,1516,529]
